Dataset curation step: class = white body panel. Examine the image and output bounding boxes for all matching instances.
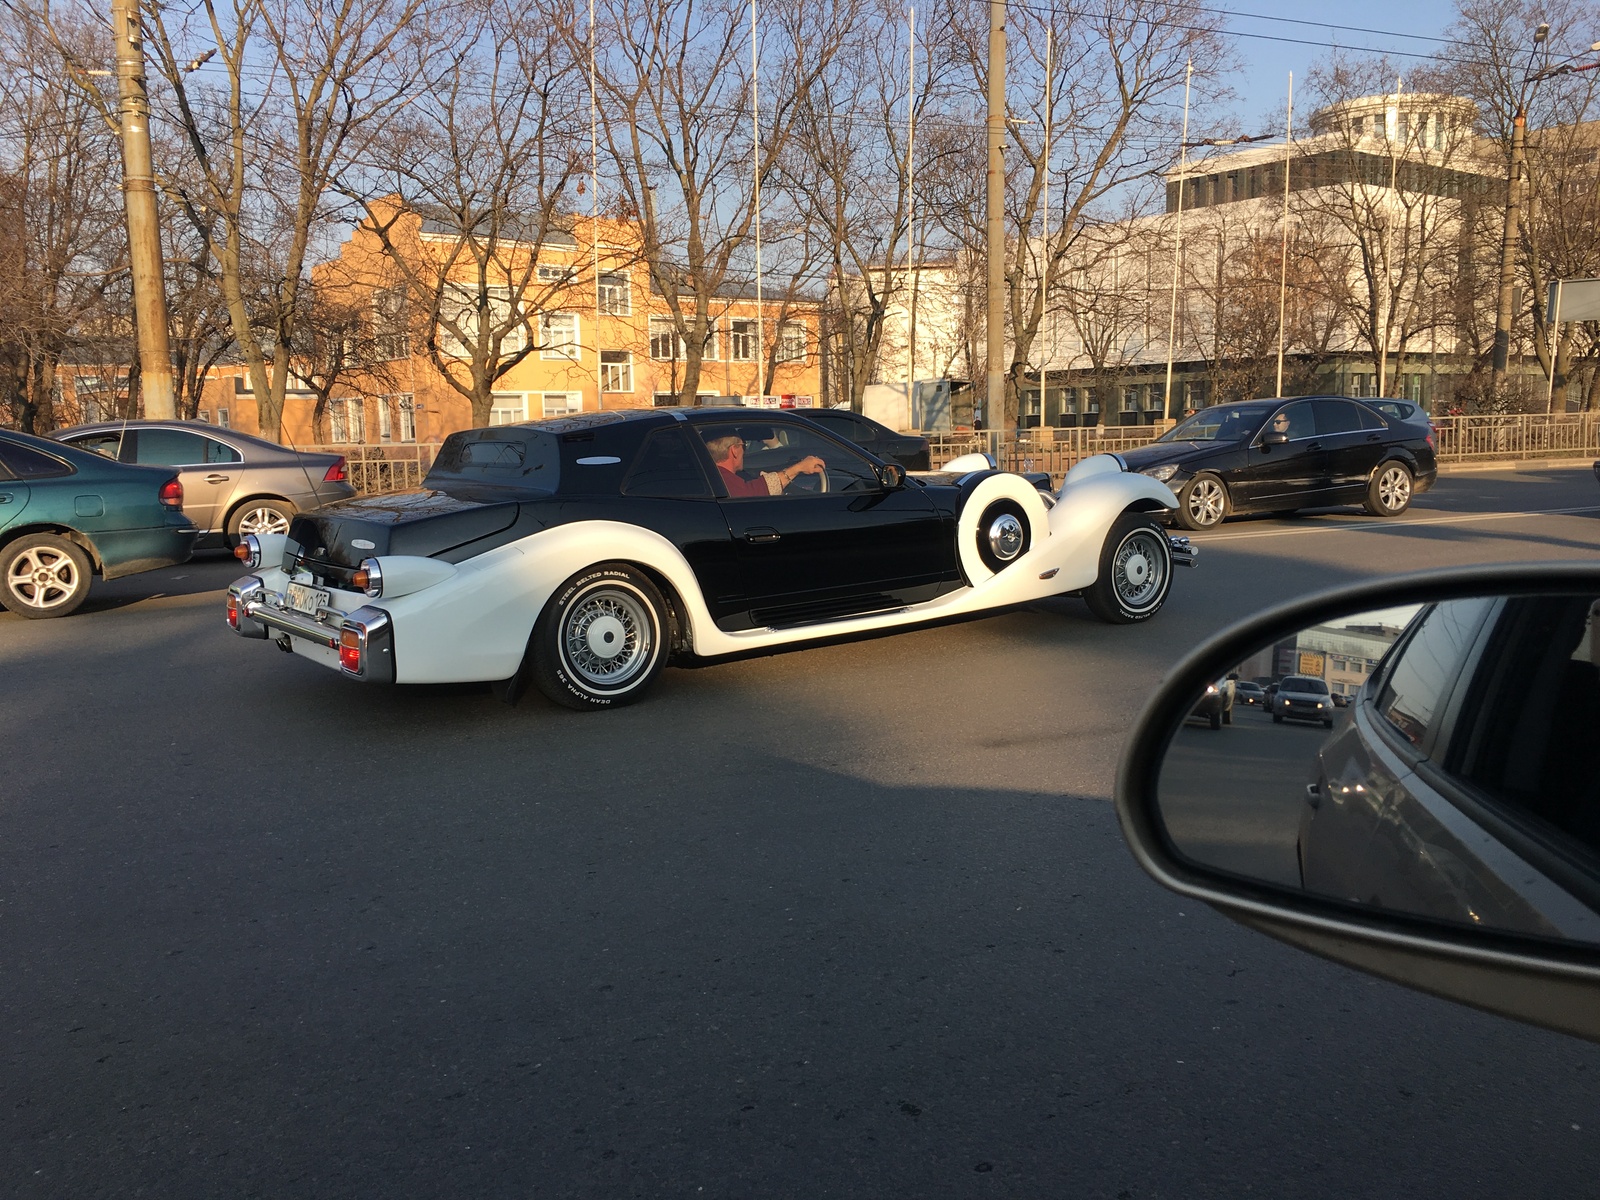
[246,458,1177,684]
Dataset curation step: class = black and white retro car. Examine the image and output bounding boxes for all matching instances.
[225,409,1196,710]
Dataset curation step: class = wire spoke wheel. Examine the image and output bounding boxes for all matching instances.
[1113,528,1168,610]
[560,585,654,689]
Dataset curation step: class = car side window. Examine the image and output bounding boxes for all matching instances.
[0,439,74,479]
[755,423,881,492]
[70,432,124,460]
[1312,399,1363,435]
[1265,401,1315,441]
[1375,598,1495,747]
[1355,404,1389,431]
[622,427,713,499]
[132,428,208,466]
[205,438,243,464]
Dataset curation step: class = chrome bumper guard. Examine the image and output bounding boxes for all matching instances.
[228,576,343,647]
[226,575,394,683]
[1168,535,1198,568]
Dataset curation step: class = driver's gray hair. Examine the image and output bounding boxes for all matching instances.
[704,434,741,463]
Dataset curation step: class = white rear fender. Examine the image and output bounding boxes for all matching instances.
[380,521,714,684]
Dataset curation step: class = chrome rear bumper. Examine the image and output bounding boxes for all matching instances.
[1168,535,1199,568]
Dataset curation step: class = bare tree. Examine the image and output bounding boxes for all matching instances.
[586,0,855,405]
[948,0,1230,430]
[341,0,589,428]
[0,9,124,433]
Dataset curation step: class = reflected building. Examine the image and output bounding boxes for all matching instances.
[1294,622,1405,698]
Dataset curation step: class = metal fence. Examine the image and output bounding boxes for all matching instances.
[1429,413,1600,462]
[310,443,439,494]
[319,412,1598,496]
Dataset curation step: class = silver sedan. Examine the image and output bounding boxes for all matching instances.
[54,420,356,547]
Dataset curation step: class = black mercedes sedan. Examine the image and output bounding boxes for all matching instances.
[1119,396,1437,531]
[797,408,932,471]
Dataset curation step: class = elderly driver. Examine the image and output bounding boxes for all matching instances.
[705,433,825,498]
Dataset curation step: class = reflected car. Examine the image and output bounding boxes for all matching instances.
[0,428,198,618]
[1298,593,1600,940]
[1119,396,1437,531]
[1188,678,1233,729]
[1272,675,1335,728]
[1233,680,1266,708]
[54,420,356,547]
[796,409,932,471]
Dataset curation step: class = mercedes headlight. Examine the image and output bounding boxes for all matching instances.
[1140,464,1180,483]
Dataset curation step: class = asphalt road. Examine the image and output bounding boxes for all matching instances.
[4,466,1600,1198]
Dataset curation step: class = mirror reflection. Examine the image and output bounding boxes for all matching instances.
[1159,593,1600,946]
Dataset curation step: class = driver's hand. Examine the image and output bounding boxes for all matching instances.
[797,455,825,474]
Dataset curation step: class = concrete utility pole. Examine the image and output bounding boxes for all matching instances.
[112,0,175,418]
[985,0,1005,432]
[1490,110,1526,395]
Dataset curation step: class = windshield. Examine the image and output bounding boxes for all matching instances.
[1283,676,1330,694]
[1157,403,1274,444]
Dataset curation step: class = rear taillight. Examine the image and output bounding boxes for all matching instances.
[1425,431,1435,449]
[159,477,183,508]
[339,627,363,673]
[323,457,348,483]
[227,595,240,630]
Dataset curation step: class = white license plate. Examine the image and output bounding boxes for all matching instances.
[285,582,330,616]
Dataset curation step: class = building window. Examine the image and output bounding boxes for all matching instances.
[597,272,631,316]
[600,350,633,393]
[701,323,718,362]
[540,312,579,359]
[489,393,528,425]
[729,318,755,362]
[378,396,392,440]
[373,287,409,360]
[346,398,365,443]
[776,320,807,363]
[396,394,415,443]
[198,409,211,424]
[541,392,581,418]
[538,263,571,283]
[649,316,685,361]
[439,284,527,357]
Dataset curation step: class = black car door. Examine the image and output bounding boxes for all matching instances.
[1313,398,1387,500]
[690,416,952,628]
[1231,400,1329,508]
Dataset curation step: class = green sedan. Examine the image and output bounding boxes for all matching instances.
[0,428,199,618]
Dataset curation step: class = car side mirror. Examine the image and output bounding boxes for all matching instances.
[877,462,907,489]
[1114,564,1600,1043]
[1260,431,1289,446]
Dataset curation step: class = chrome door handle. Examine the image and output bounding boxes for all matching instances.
[742,528,782,543]
[1305,442,1322,451]
[204,474,231,483]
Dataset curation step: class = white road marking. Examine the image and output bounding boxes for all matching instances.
[1200,504,1600,543]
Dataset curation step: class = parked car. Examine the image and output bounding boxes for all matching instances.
[53,420,355,547]
[1120,396,1437,531]
[1188,677,1234,729]
[796,408,931,471]
[226,409,1197,710]
[1233,680,1266,708]
[0,428,198,618]
[1362,397,1430,430]
[1272,674,1335,728]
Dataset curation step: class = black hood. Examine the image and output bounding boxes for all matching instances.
[287,489,523,566]
[1117,439,1244,472]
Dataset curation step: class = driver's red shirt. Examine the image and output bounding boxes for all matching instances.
[717,463,771,498]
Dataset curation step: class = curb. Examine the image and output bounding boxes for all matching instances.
[1437,457,1597,474]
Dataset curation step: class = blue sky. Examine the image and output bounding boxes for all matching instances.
[1222,0,1464,126]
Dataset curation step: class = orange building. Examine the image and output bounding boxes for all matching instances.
[191,201,823,447]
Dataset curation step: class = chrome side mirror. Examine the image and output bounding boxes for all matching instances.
[1260,431,1289,446]
[1115,564,1600,1042]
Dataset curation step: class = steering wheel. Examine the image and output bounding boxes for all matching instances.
[787,465,829,494]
